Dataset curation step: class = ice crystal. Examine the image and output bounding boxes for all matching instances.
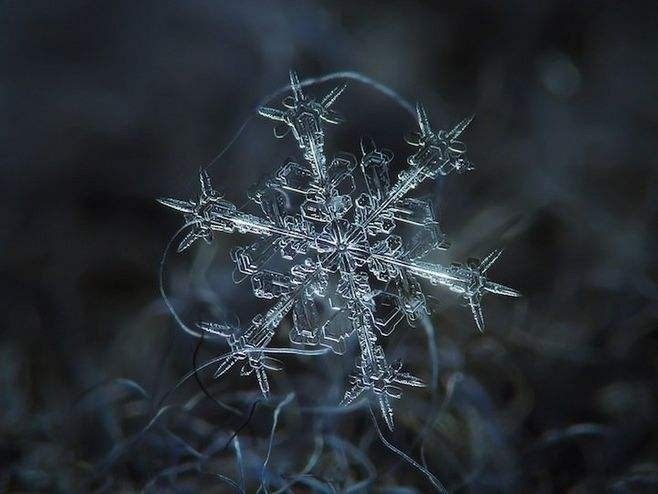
[159,71,520,429]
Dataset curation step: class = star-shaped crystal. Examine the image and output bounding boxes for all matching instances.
[159,71,520,428]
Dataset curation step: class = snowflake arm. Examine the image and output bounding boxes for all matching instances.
[337,269,426,430]
[158,169,316,253]
[258,70,347,183]
[366,249,521,332]
[198,260,328,397]
[351,103,476,239]
[198,297,294,397]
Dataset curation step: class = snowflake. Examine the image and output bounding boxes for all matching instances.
[159,71,520,429]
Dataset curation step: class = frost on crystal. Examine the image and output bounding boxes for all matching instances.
[158,71,520,429]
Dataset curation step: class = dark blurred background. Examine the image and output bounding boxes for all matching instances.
[2,1,657,492]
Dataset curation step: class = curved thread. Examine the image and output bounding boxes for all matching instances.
[204,70,415,173]
[159,221,203,338]
[257,393,296,493]
[93,348,324,477]
[369,406,447,493]
[192,332,243,415]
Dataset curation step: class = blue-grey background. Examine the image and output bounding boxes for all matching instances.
[2,1,657,492]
